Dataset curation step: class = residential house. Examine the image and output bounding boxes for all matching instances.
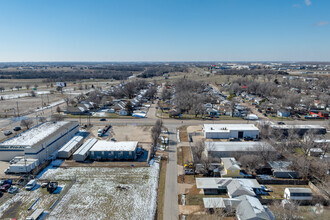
[277,109,290,117]
[268,161,298,179]
[235,195,271,220]
[220,158,242,177]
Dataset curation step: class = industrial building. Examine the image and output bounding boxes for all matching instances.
[89,141,138,160]
[73,138,98,162]
[203,124,259,139]
[5,157,39,174]
[0,121,79,162]
[57,135,84,159]
[270,124,327,137]
[205,141,275,158]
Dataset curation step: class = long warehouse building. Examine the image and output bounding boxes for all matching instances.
[57,134,84,159]
[73,138,98,162]
[0,121,79,161]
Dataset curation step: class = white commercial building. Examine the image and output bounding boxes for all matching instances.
[203,124,259,139]
[6,157,40,174]
[89,141,138,160]
[73,138,98,162]
[205,141,275,158]
[0,121,79,162]
[57,135,84,159]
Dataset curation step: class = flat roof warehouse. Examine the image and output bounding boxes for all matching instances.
[89,141,138,152]
[203,124,259,133]
[1,121,70,147]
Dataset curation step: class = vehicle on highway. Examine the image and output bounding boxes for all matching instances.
[277,122,285,125]
[8,186,19,194]
[25,180,37,191]
[13,126,21,131]
[4,131,13,136]
[100,118,106,121]
[0,184,11,192]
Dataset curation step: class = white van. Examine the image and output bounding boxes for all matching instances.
[25,179,37,191]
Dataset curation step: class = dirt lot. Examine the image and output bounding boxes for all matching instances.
[90,125,152,143]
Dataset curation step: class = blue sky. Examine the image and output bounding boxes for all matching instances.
[0,0,329,62]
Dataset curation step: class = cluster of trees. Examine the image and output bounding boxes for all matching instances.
[138,65,189,78]
[150,119,163,157]
[216,69,287,76]
[111,80,148,99]
[172,79,216,117]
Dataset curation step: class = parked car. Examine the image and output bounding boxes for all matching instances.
[0,184,11,192]
[229,137,240,142]
[47,181,58,193]
[243,137,253,141]
[100,118,106,121]
[25,180,37,191]
[263,113,268,117]
[4,131,13,136]
[13,126,21,131]
[277,121,285,125]
[8,186,19,194]
[41,181,49,188]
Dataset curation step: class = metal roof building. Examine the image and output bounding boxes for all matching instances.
[89,141,138,160]
[57,135,84,159]
[0,121,79,162]
[203,124,259,139]
[205,141,276,158]
[73,138,98,162]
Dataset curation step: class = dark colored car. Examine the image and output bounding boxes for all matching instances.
[13,127,21,132]
[0,184,11,192]
[263,113,268,117]
[4,131,13,136]
[277,122,285,125]
[229,137,240,142]
[47,181,58,193]
[100,118,106,121]
[244,137,253,141]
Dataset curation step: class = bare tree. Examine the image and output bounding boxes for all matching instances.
[56,106,61,113]
[64,96,71,106]
[238,154,264,174]
[20,119,34,130]
[270,200,300,220]
[192,141,205,162]
[51,114,64,121]
[150,119,163,157]
[39,117,47,123]
[25,84,30,90]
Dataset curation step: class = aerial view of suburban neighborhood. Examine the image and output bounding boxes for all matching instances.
[0,1,329,220]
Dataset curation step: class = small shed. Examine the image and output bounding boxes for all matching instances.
[58,135,84,159]
[73,138,98,162]
[268,161,298,179]
[284,188,313,201]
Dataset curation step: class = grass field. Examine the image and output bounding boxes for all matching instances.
[157,159,167,220]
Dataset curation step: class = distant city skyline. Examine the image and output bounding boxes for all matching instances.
[0,0,329,62]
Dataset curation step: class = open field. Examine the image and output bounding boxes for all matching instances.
[0,162,160,220]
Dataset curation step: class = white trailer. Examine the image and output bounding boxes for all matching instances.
[73,138,98,162]
[57,135,84,159]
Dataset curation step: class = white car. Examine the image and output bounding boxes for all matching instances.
[8,186,19,194]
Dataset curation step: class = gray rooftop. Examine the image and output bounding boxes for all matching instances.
[285,188,312,194]
[206,141,275,152]
[236,195,270,220]
[268,161,293,172]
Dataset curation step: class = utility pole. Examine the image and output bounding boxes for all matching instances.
[47,94,53,116]
[16,101,19,117]
[41,94,44,114]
